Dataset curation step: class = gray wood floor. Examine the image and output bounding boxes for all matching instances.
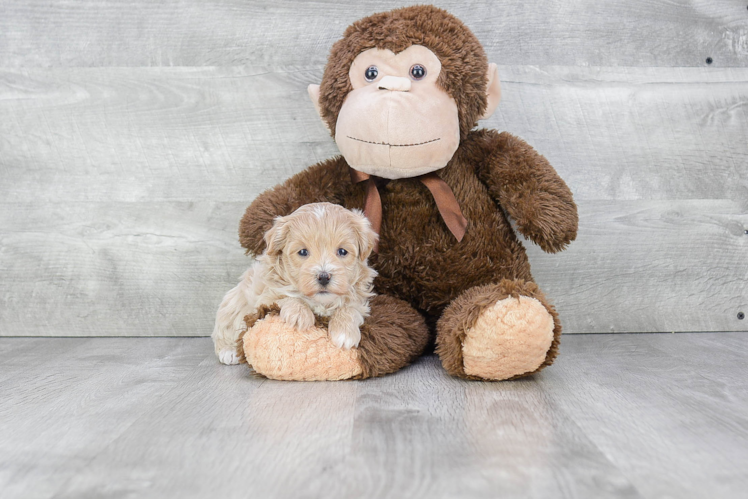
[1,333,747,498]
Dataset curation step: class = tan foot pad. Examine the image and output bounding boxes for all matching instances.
[243,314,363,381]
[462,296,554,380]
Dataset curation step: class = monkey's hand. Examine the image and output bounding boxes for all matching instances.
[239,157,352,255]
[328,306,364,350]
[478,131,578,253]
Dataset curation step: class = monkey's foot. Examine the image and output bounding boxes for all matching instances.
[241,295,429,381]
[436,280,561,381]
[462,296,554,380]
[243,315,363,381]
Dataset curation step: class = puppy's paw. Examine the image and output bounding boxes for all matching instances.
[280,301,316,331]
[218,347,242,365]
[329,320,361,350]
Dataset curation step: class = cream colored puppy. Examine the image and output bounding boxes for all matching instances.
[212,202,378,365]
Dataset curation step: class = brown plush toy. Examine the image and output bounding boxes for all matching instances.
[235,5,578,381]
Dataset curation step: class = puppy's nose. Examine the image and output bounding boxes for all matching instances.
[317,272,331,287]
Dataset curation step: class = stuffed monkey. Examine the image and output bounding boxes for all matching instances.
[217,5,578,381]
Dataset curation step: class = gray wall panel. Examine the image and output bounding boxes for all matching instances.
[2,66,746,204]
[0,1,746,335]
[2,0,747,68]
[529,200,748,333]
[0,202,248,336]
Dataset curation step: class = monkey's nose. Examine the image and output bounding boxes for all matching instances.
[317,272,331,287]
[378,76,411,92]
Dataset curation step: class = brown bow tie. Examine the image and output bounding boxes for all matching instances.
[349,167,468,252]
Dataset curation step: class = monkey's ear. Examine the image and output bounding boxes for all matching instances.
[480,63,502,120]
[308,84,332,134]
[263,216,289,256]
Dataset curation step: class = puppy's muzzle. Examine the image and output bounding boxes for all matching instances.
[317,272,331,287]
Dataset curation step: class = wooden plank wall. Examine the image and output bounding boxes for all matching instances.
[1,0,746,336]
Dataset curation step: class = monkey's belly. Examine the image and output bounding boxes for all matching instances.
[372,183,533,312]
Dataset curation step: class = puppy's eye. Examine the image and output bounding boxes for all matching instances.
[336,248,348,257]
[298,249,309,257]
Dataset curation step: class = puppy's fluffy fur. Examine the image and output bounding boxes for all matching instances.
[212,202,378,365]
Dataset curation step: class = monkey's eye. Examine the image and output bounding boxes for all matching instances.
[364,66,379,82]
[410,64,426,80]
[298,249,309,257]
[336,248,348,257]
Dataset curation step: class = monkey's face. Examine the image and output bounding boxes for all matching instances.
[333,45,461,179]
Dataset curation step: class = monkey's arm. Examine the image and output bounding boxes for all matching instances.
[477,131,578,253]
[239,156,351,255]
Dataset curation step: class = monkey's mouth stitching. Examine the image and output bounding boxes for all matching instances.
[346,136,440,147]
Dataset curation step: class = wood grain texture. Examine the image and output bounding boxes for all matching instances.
[488,66,748,205]
[339,360,637,497]
[0,66,332,203]
[0,338,209,498]
[1,334,747,497]
[2,199,742,336]
[1,65,747,335]
[1,0,747,68]
[530,199,748,333]
[0,202,249,336]
[1,2,747,337]
[1,66,746,204]
[540,332,748,498]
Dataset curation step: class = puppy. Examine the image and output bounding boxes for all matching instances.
[212,202,378,365]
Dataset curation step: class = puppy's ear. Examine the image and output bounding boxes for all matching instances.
[263,215,289,256]
[351,209,378,260]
